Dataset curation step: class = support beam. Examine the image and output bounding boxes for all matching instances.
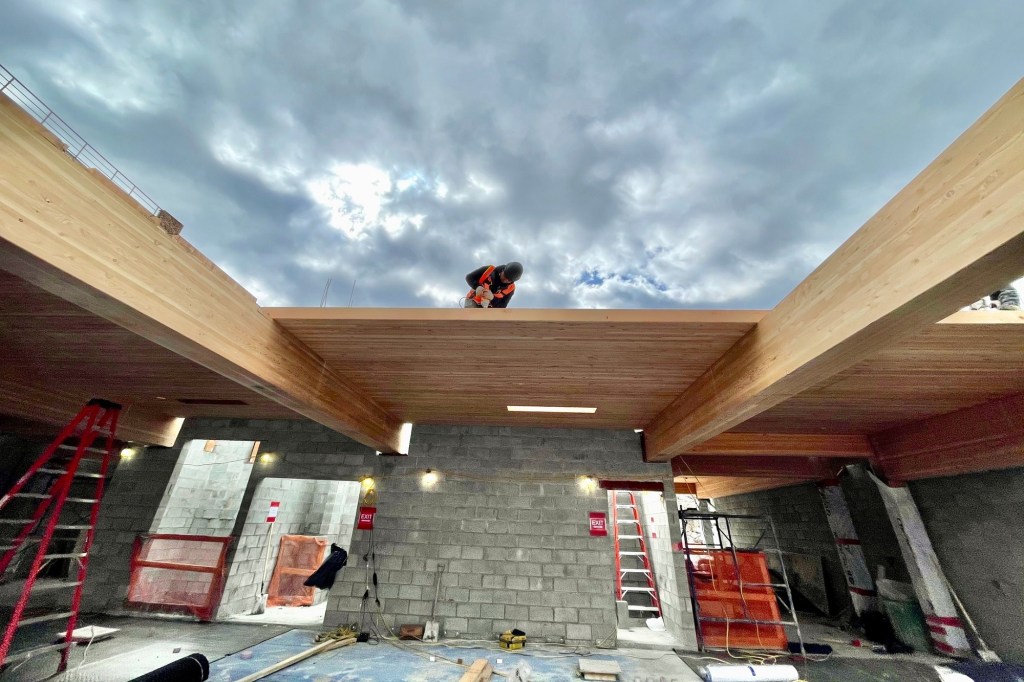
[671,454,849,479]
[645,79,1024,460]
[684,432,873,458]
[0,94,404,453]
[678,476,812,499]
[871,393,1024,482]
[0,378,183,447]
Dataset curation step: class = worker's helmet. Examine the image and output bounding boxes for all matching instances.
[503,261,524,282]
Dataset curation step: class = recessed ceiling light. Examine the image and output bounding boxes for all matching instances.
[507,406,597,414]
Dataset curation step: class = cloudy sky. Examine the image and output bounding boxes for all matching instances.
[2,2,1023,309]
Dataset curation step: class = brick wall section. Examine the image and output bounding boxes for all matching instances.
[151,440,254,535]
[81,446,180,612]
[219,477,360,617]
[79,418,696,646]
[911,467,1024,664]
[711,482,850,614]
[639,490,692,640]
[327,425,694,646]
[81,418,373,614]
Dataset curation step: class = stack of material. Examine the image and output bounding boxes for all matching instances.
[578,659,622,681]
[499,629,527,650]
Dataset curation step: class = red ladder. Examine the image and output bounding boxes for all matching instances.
[0,399,121,674]
[612,490,661,618]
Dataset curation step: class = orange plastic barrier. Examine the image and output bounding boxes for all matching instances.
[126,534,231,621]
[267,535,328,607]
[690,549,788,651]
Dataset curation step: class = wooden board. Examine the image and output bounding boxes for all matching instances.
[685,432,873,457]
[671,454,852,479]
[644,78,1024,459]
[678,475,815,499]
[458,659,493,682]
[269,308,762,428]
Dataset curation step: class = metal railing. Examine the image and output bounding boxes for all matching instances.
[0,63,162,216]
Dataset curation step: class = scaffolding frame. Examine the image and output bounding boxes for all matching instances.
[679,509,806,655]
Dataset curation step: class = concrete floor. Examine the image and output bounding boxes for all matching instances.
[1,610,968,682]
[211,628,703,681]
[2,615,290,682]
[616,624,683,650]
[224,601,327,628]
[2,616,703,681]
[676,614,955,682]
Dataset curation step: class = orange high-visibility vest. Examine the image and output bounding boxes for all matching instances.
[466,266,515,305]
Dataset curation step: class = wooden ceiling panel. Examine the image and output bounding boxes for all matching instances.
[269,308,764,428]
[0,270,297,424]
[733,311,1024,434]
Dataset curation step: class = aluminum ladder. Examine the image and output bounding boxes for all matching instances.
[612,490,661,618]
[0,399,121,674]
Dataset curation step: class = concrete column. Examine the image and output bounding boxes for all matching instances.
[871,473,971,657]
[817,479,878,616]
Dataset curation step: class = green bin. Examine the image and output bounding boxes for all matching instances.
[878,578,931,651]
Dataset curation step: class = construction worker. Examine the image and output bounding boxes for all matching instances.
[464,262,523,308]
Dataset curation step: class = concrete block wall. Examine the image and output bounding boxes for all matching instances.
[639,490,692,640]
[0,433,54,579]
[911,467,1024,664]
[327,425,694,646]
[81,446,180,612]
[151,439,254,535]
[218,477,359,617]
[82,418,695,646]
[712,469,911,617]
[710,482,850,614]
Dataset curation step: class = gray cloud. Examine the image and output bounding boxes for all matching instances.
[2,0,1023,309]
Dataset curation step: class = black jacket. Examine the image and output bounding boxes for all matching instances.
[465,265,515,308]
[303,544,348,589]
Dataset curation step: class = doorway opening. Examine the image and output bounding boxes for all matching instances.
[222,477,362,627]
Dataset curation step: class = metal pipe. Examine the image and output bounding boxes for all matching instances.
[769,515,805,657]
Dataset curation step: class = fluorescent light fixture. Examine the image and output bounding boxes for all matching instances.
[399,422,413,455]
[507,406,597,414]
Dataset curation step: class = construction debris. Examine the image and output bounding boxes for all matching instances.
[458,658,493,682]
[234,636,356,682]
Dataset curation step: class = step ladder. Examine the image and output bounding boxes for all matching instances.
[0,399,121,674]
[612,490,661,618]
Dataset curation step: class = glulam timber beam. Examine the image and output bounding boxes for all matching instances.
[671,454,850,479]
[871,393,1024,482]
[678,476,813,499]
[0,378,183,447]
[0,94,404,453]
[685,432,873,458]
[645,79,1024,460]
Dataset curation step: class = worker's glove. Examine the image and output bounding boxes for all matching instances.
[482,289,494,301]
[475,286,487,298]
[479,298,491,308]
